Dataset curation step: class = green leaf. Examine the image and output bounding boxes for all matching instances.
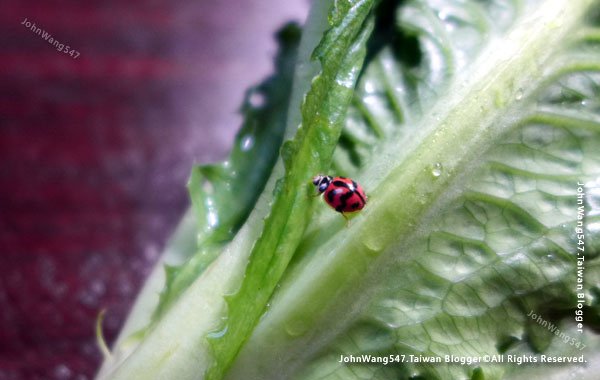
[189,23,303,247]
[207,1,378,378]
[148,23,302,326]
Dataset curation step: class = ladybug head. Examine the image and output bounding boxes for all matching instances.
[312,175,332,193]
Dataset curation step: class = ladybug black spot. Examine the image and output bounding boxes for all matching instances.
[332,180,350,189]
[327,190,336,203]
[351,202,360,209]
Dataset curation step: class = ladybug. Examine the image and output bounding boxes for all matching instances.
[312,175,367,216]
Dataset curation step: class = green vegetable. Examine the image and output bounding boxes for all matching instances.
[97,0,600,379]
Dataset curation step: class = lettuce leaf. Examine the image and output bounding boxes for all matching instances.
[97,0,600,379]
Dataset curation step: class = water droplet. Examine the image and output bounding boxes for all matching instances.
[431,162,443,178]
[206,198,218,228]
[202,179,214,194]
[207,325,228,339]
[581,100,588,107]
[515,88,524,100]
[335,72,356,88]
[248,91,265,108]
[362,235,385,255]
[240,135,254,151]
[285,318,308,337]
[207,210,218,228]
[364,80,376,94]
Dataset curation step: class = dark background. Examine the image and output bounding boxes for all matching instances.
[0,1,308,379]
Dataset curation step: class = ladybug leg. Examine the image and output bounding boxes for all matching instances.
[340,212,349,227]
[308,184,322,198]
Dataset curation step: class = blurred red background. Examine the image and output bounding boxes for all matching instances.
[0,1,307,379]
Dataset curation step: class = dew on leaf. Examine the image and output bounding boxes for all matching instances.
[248,91,266,108]
[515,88,524,100]
[207,325,228,339]
[431,162,443,177]
[240,135,255,151]
[285,318,309,337]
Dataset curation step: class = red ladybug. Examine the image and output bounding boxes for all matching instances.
[312,175,367,215]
